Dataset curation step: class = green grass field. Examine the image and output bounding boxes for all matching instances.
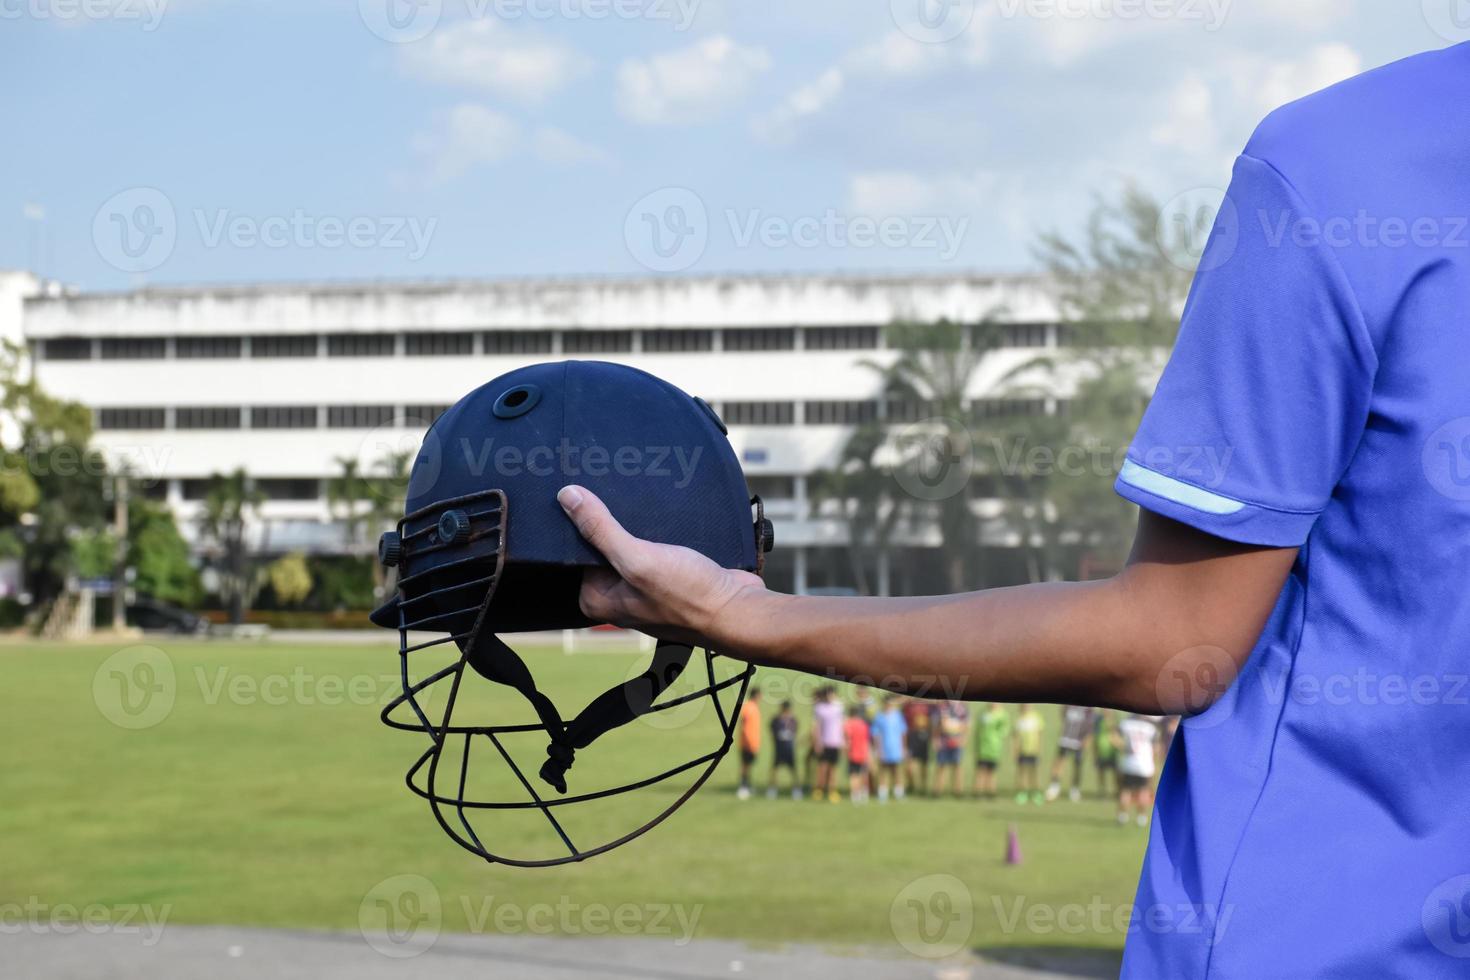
[1,639,1146,959]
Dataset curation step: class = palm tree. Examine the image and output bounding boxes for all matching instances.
[198,469,265,625]
[326,457,373,553]
[806,422,904,595]
[367,448,413,599]
[868,317,1016,593]
[809,317,1021,596]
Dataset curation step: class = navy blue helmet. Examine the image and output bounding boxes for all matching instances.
[371,360,771,867]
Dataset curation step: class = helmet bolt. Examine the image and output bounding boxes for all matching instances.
[438,509,471,546]
[378,531,402,567]
[757,517,775,553]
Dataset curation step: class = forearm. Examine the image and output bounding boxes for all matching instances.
[709,579,1141,707]
[707,553,1285,713]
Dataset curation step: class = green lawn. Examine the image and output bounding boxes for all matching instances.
[1,640,1145,958]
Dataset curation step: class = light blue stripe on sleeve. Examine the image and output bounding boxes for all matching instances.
[1118,460,1245,515]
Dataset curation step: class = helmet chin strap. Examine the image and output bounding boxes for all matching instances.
[462,631,566,751]
[537,640,693,794]
[463,630,694,795]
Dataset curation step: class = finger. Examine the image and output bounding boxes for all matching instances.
[558,485,647,579]
[578,567,621,620]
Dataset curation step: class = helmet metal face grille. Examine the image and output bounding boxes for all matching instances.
[379,488,756,868]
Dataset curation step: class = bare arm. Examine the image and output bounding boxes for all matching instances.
[557,485,1297,714]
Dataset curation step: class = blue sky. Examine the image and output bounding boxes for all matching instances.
[0,0,1459,289]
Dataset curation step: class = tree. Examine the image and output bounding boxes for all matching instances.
[807,317,1027,596]
[1018,185,1195,574]
[806,422,903,596]
[197,469,264,624]
[366,448,413,599]
[327,457,372,553]
[0,340,107,602]
[127,498,202,606]
[867,318,1016,593]
[266,553,313,607]
[69,529,116,581]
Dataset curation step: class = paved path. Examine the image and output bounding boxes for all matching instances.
[11,926,1120,979]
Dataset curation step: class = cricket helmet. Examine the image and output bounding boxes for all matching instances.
[370,360,772,867]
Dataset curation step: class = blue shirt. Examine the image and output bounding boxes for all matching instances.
[870,710,907,765]
[1115,43,1470,978]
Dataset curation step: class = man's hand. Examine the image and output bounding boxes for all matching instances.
[557,485,766,648]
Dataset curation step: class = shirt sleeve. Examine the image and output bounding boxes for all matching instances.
[1115,153,1378,546]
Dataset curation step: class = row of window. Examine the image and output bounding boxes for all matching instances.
[152,471,1053,504]
[96,398,1065,432]
[722,398,1061,426]
[98,404,453,431]
[142,475,804,503]
[42,324,1064,362]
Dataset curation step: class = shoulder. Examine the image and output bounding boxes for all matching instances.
[1244,44,1469,196]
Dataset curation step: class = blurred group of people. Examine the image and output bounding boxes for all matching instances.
[735,689,1177,827]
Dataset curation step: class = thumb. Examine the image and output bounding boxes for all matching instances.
[558,485,645,577]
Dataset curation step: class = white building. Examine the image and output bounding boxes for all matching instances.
[22,272,1076,596]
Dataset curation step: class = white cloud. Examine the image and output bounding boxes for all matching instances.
[411,105,608,182]
[413,104,520,182]
[1011,12,1160,69]
[848,169,1003,214]
[400,19,590,104]
[616,36,772,125]
[1246,43,1363,114]
[1258,0,1350,28]
[1149,73,1218,153]
[532,126,611,167]
[849,172,941,213]
[846,31,947,76]
[846,167,1046,249]
[752,22,990,144]
[750,67,844,143]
